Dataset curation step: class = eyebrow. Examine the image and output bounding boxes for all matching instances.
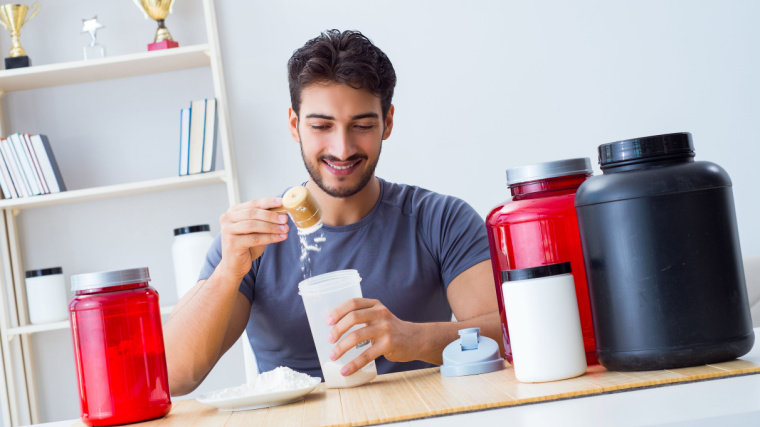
[304,112,379,120]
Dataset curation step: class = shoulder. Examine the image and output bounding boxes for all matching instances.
[379,178,479,221]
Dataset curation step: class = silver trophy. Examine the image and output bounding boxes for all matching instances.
[81,16,105,60]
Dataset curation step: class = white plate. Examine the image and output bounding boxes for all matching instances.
[197,381,321,411]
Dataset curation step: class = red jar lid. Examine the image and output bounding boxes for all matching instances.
[71,267,150,293]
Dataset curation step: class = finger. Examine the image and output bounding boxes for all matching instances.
[223,232,288,251]
[329,323,376,361]
[223,206,289,226]
[219,208,288,234]
[230,197,284,212]
[326,298,377,326]
[224,218,289,237]
[338,344,382,377]
[328,308,377,344]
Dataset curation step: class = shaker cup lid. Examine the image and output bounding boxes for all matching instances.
[71,267,151,292]
[501,262,572,282]
[598,132,694,168]
[440,328,505,377]
[25,267,63,278]
[506,158,593,186]
[174,224,211,236]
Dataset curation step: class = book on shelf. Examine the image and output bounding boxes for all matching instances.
[187,99,206,175]
[202,98,217,173]
[0,148,16,199]
[0,137,30,197]
[179,98,218,176]
[23,133,50,194]
[0,134,66,199]
[10,133,42,196]
[30,134,66,194]
[178,108,191,176]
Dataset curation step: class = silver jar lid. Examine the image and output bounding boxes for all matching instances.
[506,158,593,186]
[71,267,151,292]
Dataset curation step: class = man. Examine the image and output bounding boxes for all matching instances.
[164,29,501,396]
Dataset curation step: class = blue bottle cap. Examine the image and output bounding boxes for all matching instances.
[440,328,505,377]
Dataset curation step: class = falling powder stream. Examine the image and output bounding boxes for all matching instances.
[299,228,327,280]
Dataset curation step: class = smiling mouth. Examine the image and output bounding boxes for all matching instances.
[325,160,360,170]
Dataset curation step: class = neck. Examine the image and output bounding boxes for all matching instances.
[306,177,381,226]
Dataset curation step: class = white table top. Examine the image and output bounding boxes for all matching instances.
[30,328,760,427]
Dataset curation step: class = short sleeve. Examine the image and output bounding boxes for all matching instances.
[418,194,491,287]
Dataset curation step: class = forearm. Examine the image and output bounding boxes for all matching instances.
[163,262,245,395]
[414,311,503,366]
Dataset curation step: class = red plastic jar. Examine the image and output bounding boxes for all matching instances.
[486,158,597,365]
[69,267,171,426]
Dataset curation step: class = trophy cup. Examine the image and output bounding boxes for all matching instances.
[133,0,179,51]
[0,2,40,69]
[81,16,105,60]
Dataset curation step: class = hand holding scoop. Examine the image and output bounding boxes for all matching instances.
[270,186,322,234]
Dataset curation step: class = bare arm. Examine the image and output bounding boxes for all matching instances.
[163,197,290,396]
[418,259,503,363]
[163,274,251,396]
[327,260,502,376]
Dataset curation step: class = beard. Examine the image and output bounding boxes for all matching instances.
[298,131,382,199]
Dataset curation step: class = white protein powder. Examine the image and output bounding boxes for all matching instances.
[322,361,377,388]
[209,366,319,399]
[299,230,327,279]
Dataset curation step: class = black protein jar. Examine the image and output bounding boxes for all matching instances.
[574,132,753,371]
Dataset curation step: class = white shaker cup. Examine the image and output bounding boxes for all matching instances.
[298,269,377,388]
[502,262,587,383]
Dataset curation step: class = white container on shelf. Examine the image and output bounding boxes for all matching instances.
[25,267,69,324]
[298,269,377,388]
[172,224,215,299]
[502,262,587,383]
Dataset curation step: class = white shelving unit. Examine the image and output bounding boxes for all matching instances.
[0,1,241,426]
[5,305,176,336]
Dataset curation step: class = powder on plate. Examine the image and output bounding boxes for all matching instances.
[209,366,320,399]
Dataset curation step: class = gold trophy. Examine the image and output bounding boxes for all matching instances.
[133,0,179,51]
[0,2,40,69]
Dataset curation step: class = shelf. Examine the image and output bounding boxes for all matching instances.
[5,305,176,336]
[0,44,211,92]
[0,170,227,210]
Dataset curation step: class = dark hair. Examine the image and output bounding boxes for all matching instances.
[288,29,396,118]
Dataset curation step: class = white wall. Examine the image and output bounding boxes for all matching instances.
[1,0,758,423]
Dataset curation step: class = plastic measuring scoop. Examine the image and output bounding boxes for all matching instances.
[270,186,322,234]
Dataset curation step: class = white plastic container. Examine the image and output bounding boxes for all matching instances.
[298,269,377,388]
[172,225,214,299]
[25,267,68,324]
[502,262,587,383]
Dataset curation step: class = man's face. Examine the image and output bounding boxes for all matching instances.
[289,83,394,198]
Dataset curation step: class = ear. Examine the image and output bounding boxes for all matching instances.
[288,107,300,143]
[382,104,395,140]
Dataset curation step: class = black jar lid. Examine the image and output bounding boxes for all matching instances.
[25,267,63,278]
[501,262,572,283]
[174,224,210,236]
[599,132,694,168]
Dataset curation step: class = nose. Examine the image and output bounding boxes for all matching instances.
[326,127,356,160]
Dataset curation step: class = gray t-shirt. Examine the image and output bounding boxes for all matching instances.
[199,178,490,379]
